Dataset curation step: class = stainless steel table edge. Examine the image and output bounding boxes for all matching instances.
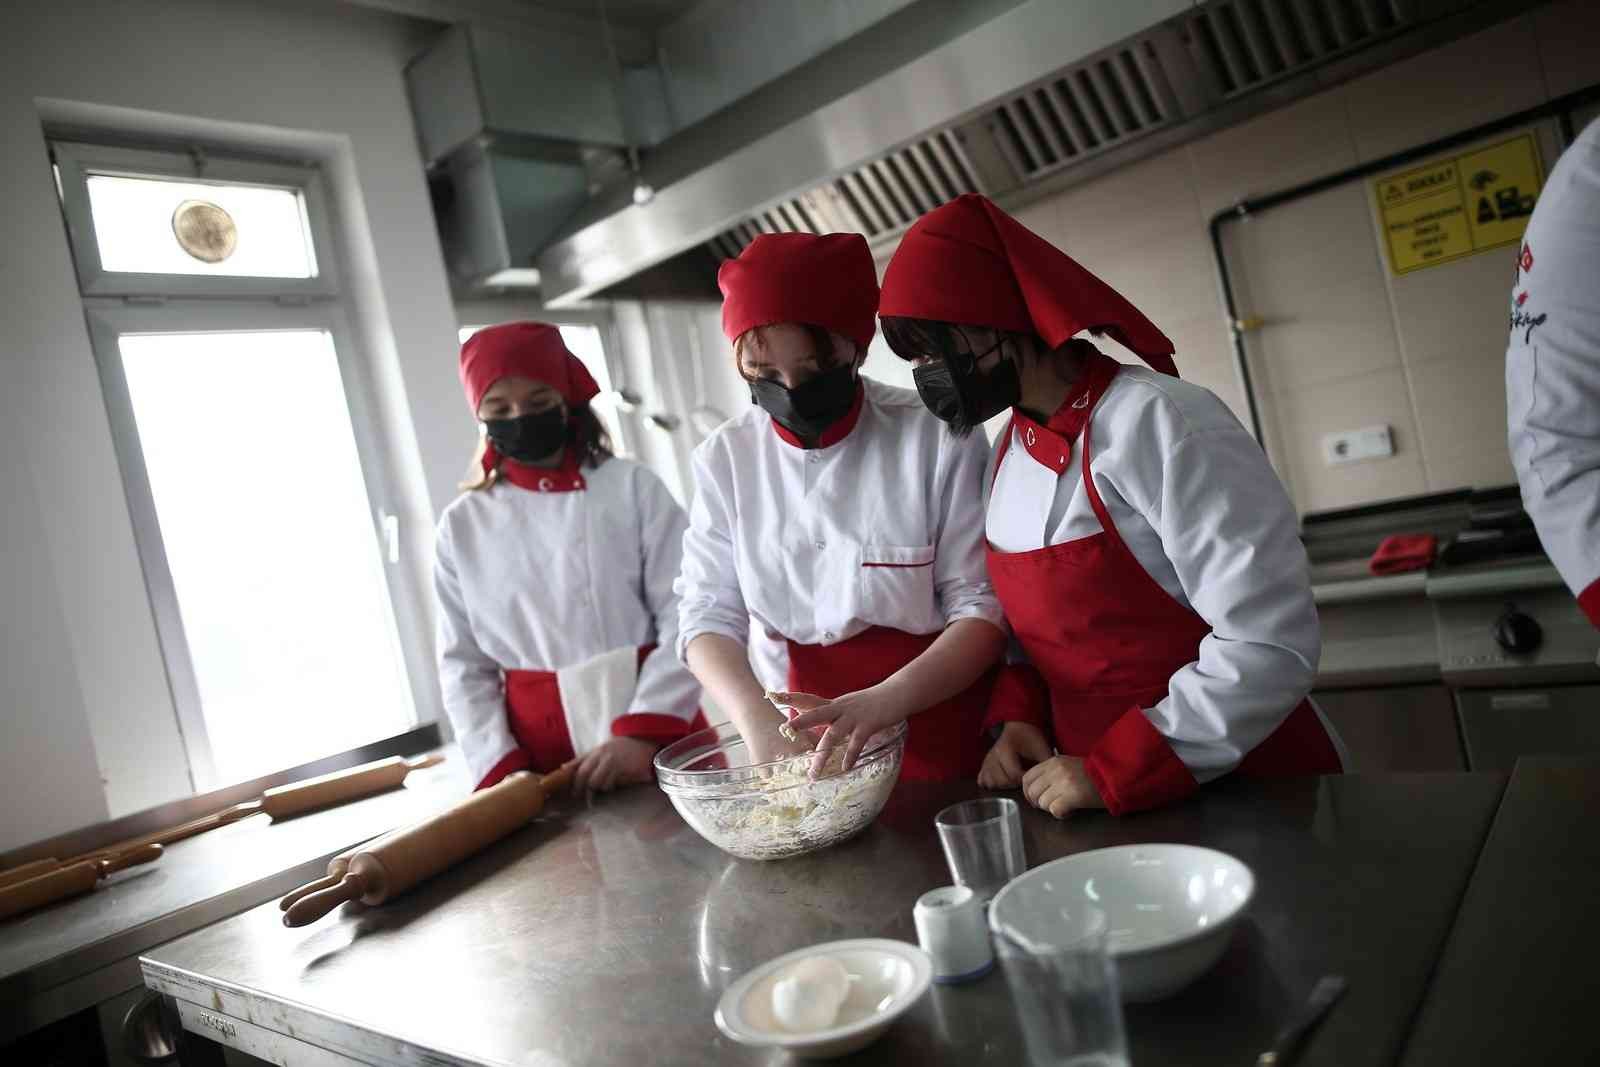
[4,850,344,1043]
[141,955,503,1067]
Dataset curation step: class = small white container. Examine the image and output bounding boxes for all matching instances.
[913,885,995,983]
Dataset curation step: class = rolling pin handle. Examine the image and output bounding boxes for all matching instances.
[283,873,365,928]
[406,753,446,771]
[542,761,578,796]
[279,874,341,912]
[100,843,163,876]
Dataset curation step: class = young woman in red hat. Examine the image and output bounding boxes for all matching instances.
[435,322,702,792]
[876,194,1343,817]
[676,233,1037,780]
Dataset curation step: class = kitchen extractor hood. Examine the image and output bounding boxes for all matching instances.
[536,0,1193,305]
[413,0,1529,300]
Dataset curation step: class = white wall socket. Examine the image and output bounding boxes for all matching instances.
[1322,424,1394,466]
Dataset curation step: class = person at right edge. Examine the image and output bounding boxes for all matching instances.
[877,193,1344,819]
[1507,117,1600,633]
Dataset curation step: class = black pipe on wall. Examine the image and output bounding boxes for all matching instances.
[1208,83,1600,448]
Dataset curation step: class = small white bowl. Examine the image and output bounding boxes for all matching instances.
[989,844,1255,1003]
[714,939,933,1059]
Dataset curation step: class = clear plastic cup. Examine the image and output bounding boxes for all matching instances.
[933,797,1026,903]
[992,904,1128,1067]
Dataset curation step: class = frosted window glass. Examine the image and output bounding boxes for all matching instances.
[119,331,412,785]
[87,174,316,278]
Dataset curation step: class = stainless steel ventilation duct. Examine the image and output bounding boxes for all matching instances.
[537,0,1193,305]
[695,0,1502,267]
[435,0,1518,304]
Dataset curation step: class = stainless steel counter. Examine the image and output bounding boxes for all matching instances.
[0,751,467,1043]
[1399,757,1600,1065]
[143,773,1507,1067]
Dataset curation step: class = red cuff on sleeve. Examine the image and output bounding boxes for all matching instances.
[1579,579,1600,630]
[1084,706,1198,816]
[612,712,694,745]
[982,663,1051,733]
[477,747,533,791]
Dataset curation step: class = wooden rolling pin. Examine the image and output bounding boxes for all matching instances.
[0,752,445,890]
[283,763,574,928]
[257,752,445,820]
[0,858,65,891]
[277,829,401,913]
[0,844,163,922]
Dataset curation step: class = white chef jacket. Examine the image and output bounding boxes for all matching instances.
[676,378,1006,661]
[1507,116,1600,628]
[986,363,1322,781]
[434,456,701,784]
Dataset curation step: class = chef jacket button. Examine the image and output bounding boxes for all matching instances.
[815,540,826,549]
[823,631,835,640]
[808,453,819,463]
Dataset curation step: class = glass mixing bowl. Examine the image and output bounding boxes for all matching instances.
[654,720,906,861]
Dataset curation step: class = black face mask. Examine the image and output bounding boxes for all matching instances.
[485,409,569,463]
[912,334,1020,436]
[749,364,858,442]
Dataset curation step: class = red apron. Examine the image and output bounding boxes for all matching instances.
[984,353,1340,815]
[503,645,704,775]
[786,627,993,781]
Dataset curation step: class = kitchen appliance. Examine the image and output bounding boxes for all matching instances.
[1305,487,1600,773]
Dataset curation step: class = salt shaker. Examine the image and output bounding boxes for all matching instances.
[913,885,994,983]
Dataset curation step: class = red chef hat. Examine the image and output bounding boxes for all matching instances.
[458,321,600,413]
[880,194,1176,376]
[718,233,879,350]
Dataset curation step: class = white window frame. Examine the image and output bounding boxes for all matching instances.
[53,141,339,301]
[62,141,431,791]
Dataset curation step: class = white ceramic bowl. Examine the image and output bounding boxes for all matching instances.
[714,939,933,1059]
[988,844,1255,1003]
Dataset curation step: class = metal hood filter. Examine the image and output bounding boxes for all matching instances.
[536,0,1195,304]
[696,0,1467,268]
[419,0,1500,301]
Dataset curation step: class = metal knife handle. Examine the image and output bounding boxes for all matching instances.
[1257,975,1347,1066]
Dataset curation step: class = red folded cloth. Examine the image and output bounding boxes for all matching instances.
[1369,533,1439,576]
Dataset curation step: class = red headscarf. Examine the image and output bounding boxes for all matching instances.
[879,194,1176,376]
[458,321,600,413]
[718,232,879,349]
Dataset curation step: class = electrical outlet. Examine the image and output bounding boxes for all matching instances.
[1322,425,1394,466]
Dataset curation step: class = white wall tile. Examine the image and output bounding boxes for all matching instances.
[1230,183,1386,309]
[1041,147,1207,261]
[1266,368,1428,513]
[1008,196,1066,247]
[1407,348,1517,492]
[1340,15,1547,162]
[1385,242,1520,368]
[1084,231,1223,330]
[1425,448,1517,494]
[1250,272,1404,393]
[1187,90,1358,219]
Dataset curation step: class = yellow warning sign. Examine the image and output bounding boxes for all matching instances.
[1375,134,1543,275]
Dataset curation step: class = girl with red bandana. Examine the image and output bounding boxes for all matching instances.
[435,322,702,792]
